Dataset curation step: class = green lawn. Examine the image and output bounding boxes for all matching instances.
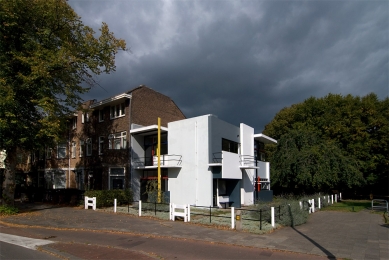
[321,200,371,212]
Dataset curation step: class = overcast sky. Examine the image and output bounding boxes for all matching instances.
[69,0,388,132]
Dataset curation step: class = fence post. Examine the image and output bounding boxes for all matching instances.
[209,205,212,223]
[187,204,191,222]
[260,209,262,230]
[331,195,334,204]
[318,197,321,209]
[169,203,172,220]
[312,199,315,213]
[84,196,88,209]
[299,201,302,210]
[271,207,275,227]
[139,200,142,217]
[92,197,96,210]
[340,192,342,200]
[335,194,338,203]
[328,195,330,204]
[236,210,242,230]
[231,207,235,229]
[114,199,117,213]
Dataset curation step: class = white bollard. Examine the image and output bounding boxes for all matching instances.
[231,207,235,229]
[318,197,321,209]
[335,194,338,203]
[340,193,342,200]
[331,195,334,204]
[328,195,330,204]
[271,207,275,227]
[139,200,142,217]
[114,199,117,213]
[312,199,315,213]
[299,201,302,210]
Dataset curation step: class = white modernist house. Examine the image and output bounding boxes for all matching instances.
[130,114,277,208]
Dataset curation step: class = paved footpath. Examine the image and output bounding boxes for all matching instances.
[1,203,388,260]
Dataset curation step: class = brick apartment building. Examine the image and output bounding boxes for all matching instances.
[26,85,185,193]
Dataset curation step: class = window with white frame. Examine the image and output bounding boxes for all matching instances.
[109,167,125,190]
[46,147,52,158]
[99,136,104,155]
[108,132,127,150]
[71,142,76,158]
[110,103,125,119]
[99,109,104,122]
[86,138,92,156]
[82,112,90,123]
[72,117,77,129]
[79,140,84,157]
[57,143,67,159]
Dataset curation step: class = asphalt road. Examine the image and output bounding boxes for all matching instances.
[0,225,324,259]
[0,241,56,259]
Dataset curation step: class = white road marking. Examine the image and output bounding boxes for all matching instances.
[0,233,54,250]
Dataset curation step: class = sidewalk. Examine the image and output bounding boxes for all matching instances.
[1,203,388,260]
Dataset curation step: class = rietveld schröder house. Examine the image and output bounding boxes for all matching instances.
[131,114,277,208]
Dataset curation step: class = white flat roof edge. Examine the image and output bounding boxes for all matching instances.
[90,93,132,108]
[130,125,168,134]
[253,133,277,144]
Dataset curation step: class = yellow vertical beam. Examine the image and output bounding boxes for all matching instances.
[157,117,161,203]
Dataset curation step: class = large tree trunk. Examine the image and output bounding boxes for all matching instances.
[1,150,16,206]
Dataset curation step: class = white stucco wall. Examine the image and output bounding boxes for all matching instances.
[240,123,255,205]
[168,115,213,206]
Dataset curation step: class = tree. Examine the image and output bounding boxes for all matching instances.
[264,93,388,195]
[0,0,126,205]
[271,128,364,193]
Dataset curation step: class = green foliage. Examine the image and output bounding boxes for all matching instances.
[264,93,388,194]
[271,128,364,192]
[0,205,19,215]
[143,180,169,203]
[84,189,133,208]
[0,0,126,151]
[321,200,371,212]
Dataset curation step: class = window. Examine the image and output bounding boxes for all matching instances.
[86,138,92,156]
[99,109,104,122]
[71,142,76,158]
[110,103,125,119]
[79,141,84,157]
[57,143,67,159]
[109,167,125,190]
[82,112,89,123]
[99,136,104,155]
[72,117,77,129]
[108,132,127,150]
[46,147,52,158]
[222,138,239,154]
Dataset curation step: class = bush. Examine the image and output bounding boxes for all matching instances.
[0,205,19,216]
[84,189,133,208]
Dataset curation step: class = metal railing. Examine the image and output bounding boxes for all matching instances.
[132,154,182,167]
[371,199,388,211]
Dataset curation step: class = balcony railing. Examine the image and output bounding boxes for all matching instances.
[132,155,182,168]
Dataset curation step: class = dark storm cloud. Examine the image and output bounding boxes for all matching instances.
[69,0,388,132]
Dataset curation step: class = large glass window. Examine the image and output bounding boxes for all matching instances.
[222,138,239,154]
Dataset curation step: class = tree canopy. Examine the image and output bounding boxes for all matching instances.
[0,0,126,152]
[0,0,126,204]
[263,93,388,195]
